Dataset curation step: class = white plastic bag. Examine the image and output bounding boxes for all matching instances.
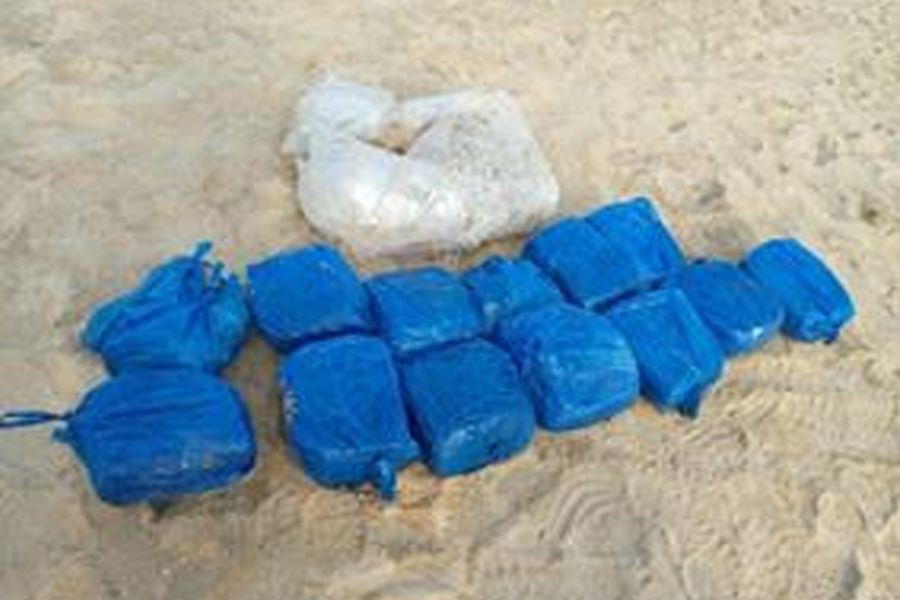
[283,77,560,257]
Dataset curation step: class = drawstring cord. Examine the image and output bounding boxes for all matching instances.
[0,410,70,430]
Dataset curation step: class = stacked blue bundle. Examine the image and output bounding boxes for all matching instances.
[524,218,637,310]
[399,339,535,476]
[248,245,373,351]
[742,239,855,342]
[63,243,258,505]
[585,196,686,288]
[607,289,725,417]
[367,267,484,356]
[54,370,256,505]
[496,304,640,430]
[462,256,563,329]
[669,259,784,356]
[82,242,250,374]
[280,335,419,499]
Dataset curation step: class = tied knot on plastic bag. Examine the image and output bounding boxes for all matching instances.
[282,76,560,257]
[81,241,250,374]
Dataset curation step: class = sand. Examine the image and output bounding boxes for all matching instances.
[2,1,899,599]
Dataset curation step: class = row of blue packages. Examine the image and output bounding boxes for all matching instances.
[0,243,258,505]
[0,198,856,504]
[250,198,854,498]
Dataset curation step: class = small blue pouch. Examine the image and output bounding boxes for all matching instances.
[247,245,373,351]
[585,197,686,288]
[523,218,639,310]
[82,242,250,374]
[495,304,640,430]
[0,370,257,505]
[367,267,484,357]
[670,259,784,356]
[462,256,563,330]
[280,335,419,499]
[742,239,855,342]
[399,339,535,477]
[607,289,724,417]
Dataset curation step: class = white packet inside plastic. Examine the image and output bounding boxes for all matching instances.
[282,77,560,258]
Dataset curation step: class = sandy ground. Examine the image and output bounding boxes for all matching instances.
[2,0,900,598]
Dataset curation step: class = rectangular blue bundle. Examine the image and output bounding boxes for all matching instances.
[669,259,784,356]
[523,218,640,310]
[54,370,256,505]
[280,335,419,499]
[367,267,484,357]
[742,239,855,342]
[399,339,535,477]
[462,256,563,329]
[607,289,724,417]
[585,196,686,288]
[82,242,250,374]
[495,304,640,431]
[247,245,373,352]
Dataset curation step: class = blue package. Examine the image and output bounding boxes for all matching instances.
[670,259,785,356]
[523,218,639,310]
[607,289,724,417]
[495,304,640,430]
[399,339,535,477]
[462,256,564,329]
[280,335,419,499]
[82,242,250,374]
[585,196,686,287]
[48,370,254,505]
[247,245,373,351]
[367,267,484,357]
[742,239,855,342]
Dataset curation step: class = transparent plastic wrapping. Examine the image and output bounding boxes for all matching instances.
[283,77,560,257]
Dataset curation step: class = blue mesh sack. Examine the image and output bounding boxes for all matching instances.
[82,242,250,374]
[585,196,686,287]
[367,267,484,357]
[669,259,784,356]
[0,370,256,505]
[280,335,419,499]
[523,218,639,310]
[462,256,563,329]
[399,339,535,477]
[607,289,724,417]
[247,245,373,352]
[742,239,855,342]
[495,304,639,431]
